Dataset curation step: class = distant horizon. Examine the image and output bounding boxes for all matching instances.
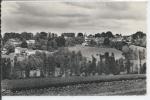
[1,30,146,37]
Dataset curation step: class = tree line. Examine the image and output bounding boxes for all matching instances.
[2,48,145,79]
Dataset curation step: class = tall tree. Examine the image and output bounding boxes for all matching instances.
[103,38,110,46]
[101,32,106,37]
[77,32,84,37]
[40,32,48,39]
[91,55,97,75]
[106,31,114,38]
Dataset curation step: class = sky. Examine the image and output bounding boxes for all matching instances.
[1,0,147,36]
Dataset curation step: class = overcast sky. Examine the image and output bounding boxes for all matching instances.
[1,1,147,36]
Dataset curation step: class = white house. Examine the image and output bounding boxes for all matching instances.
[2,48,7,55]
[30,69,41,77]
[15,47,28,55]
[26,40,35,45]
[27,49,36,55]
[55,67,61,77]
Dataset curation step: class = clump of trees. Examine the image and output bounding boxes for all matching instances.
[103,38,110,46]
[132,31,146,40]
[94,31,114,38]
[5,50,124,79]
[10,49,86,78]
[3,32,34,44]
[4,41,15,54]
[2,48,146,80]
[34,32,66,51]
[122,45,146,74]
[131,31,146,47]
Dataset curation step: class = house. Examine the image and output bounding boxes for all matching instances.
[26,40,35,45]
[82,42,89,46]
[8,39,22,47]
[110,36,123,42]
[15,70,26,79]
[15,47,37,56]
[27,49,36,55]
[2,48,7,55]
[15,47,28,55]
[55,67,61,77]
[95,37,105,45]
[84,35,95,45]
[123,36,132,42]
[30,69,41,78]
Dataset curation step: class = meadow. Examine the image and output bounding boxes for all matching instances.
[67,45,124,61]
[2,74,146,95]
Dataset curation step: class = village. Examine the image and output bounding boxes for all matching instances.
[1,31,146,79]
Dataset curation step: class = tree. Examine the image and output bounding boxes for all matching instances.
[47,54,55,76]
[4,41,15,54]
[34,51,47,77]
[65,37,75,46]
[103,38,110,46]
[0,33,2,49]
[34,32,41,41]
[115,34,120,37]
[35,39,48,50]
[126,59,131,74]
[74,37,84,44]
[106,31,114,38]
[132,31,145,39]
[104,52,110,74]
[77,33,84,37]
[77,51,82,60]
[21,40,28,48]
[3,32,21,44]
[141,63,146,74]
[109,53,119,75]
[91,55,97,75]
[90,39,96,46]
[2,58,11,79]
[21,32,33,40]
[40,32,48,39]
[55,36,66,47]
[101,32,106,37]
[95,33,101,38]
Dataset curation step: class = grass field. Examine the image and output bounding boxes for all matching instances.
[2,79,146,96]
[66,45,124,61]
[2,74,146,91]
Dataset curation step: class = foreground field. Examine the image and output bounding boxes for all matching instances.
[2,74,146,96]
[2,79,146,96]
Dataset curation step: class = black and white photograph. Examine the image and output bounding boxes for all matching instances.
[1,0,147,97]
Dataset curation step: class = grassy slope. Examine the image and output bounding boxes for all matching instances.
[67,45,123,61]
